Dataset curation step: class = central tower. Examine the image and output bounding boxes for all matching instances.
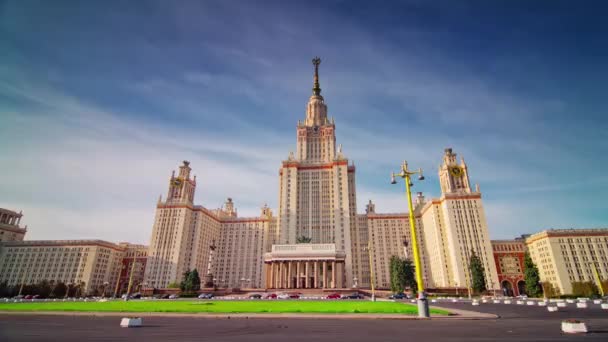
[275,57,357,288]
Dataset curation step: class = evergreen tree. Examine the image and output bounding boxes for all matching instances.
[524,252,542,297]
[389,256,404,293]
[403,258,417,293]
[469,250,487,294]
[51,282,67,298]
[190,269,201,291]
[180,270,193,292]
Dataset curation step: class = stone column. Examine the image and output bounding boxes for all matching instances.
[313,261,318,288]
[285,261,293,289]
[268,263,272,289]
[296,261,301,289]
[305,262,310,288]
[337,262,343,288]
[279,262,283,288]
[332,261,336,288]
[323,261,327,289]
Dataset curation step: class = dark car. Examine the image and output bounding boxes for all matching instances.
[161,294,171,299]
[343,293,364,299]
[326,293,341,299]
[249,294,263,299]
[264,293,277,299]
[130,293,142,299]
[288,293,301,299]
[389,293,407,299]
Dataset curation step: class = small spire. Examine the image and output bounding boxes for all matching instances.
[312,56,321,95]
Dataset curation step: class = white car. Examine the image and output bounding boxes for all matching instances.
[168,294,179,299]
[277,293,290,299]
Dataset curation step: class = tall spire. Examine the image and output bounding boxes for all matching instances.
[312,56,321,95]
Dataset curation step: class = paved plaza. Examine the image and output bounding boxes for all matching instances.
[1,301,607,341]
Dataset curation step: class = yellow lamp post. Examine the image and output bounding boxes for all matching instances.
[365,241,376,301]
[589,262,605,297]
[391,160,429,318]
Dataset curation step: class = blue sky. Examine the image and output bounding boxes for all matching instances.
[1,0,607,243]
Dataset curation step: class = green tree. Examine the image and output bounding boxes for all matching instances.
[469,250,487,294]
[389,256,417,294]
[296,236,312,244]
[36,280,53,298]
[180,270,193,292]
[541,282,560,298]
[571,281,599,297]
[524,252,542,297]
[403,258,417,293]
[389,256,405,293]
[190,269,201,291]
[51,282,67,298]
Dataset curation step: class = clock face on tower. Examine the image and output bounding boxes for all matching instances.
[313,126,319,133]
[449,166,463,178]
[172,178,182,186]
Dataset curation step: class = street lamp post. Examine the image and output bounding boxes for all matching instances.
[65,282,73,299]
[588,262,605,297]
[364,241,376,301]
[102,281,109,298]
[391,160,429,318]
[124,258,139,302]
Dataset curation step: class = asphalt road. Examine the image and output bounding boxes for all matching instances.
[1,302,607,342]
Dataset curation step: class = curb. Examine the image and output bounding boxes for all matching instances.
[0,309,497,320]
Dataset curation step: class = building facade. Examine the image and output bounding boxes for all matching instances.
[0,240,126,295]
[491,239,526,296]
[0,208,27,242]
[526,228,608,295]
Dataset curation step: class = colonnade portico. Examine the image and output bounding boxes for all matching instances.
[264,243,346,289]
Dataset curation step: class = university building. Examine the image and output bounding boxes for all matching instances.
[144,58,500,292]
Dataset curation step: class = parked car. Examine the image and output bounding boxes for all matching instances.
[264,293,277,299]
[131,293,142,299]
[249,294,263,299]
[198,293,214,299]
[24,295,33,300]
[32,295,41,299]
[168,294,179,299]
[389,293,407,299]
[326,293,342,299]
[288,293,301,299]
[277,293,290,299]
[342,293,364,299]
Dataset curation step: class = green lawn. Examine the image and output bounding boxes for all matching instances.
[0,300,448,315]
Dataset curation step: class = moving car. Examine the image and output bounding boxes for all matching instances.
[249,294,263,299]
[277,293,290,299]
[168,294,179,299]
[161,294,171,299]
[326,293,341,299]
[288,293,301,299]
[198,293,214,299]
[264,293,277,299]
